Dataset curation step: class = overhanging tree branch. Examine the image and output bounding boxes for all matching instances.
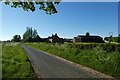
[2,0,61,15]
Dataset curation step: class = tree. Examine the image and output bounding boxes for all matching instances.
[12,35,21,42]
[3,0,61,15]
[23,27,40,42]
[27,37,34,42]
[34,35,41,42]
[23,27,37,38]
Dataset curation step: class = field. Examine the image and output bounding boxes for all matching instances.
[2,43,35,79]
[26,42,120,78]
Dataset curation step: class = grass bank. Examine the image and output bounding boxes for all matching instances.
[26,42,120,78]
[2,43,35,79]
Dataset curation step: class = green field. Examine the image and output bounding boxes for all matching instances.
[2,43,35,79]
[26,42,120,78]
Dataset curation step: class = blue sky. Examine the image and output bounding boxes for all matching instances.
[1,2,118,41]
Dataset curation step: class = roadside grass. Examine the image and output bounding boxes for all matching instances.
[26,42,120,78]
[2,43,35,79]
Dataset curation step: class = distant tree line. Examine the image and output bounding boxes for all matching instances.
[12,27,44,42]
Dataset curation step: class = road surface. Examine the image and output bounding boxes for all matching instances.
[21,44,102,78]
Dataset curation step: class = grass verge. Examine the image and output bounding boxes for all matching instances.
[2,43,35,79]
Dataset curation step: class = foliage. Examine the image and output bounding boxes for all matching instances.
[23,27,42,42]
[23,27,38,39]
[34,35,42,42]
[3,0,61,15]
[118,34,120,43]
[26,43,120,78]
[2,43,35,78]
[104,34,120,43]
[12,35,21,42]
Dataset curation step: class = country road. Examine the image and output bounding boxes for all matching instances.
[21,44,108,78]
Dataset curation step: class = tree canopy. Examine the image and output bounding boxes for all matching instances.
[12,35,21,42]
[3,0,61,15]
[23,27,42,42]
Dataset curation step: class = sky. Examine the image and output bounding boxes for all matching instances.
[0,2,118,41]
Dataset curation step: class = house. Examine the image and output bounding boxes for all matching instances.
[48,33,64,43]
[73,32,104,43]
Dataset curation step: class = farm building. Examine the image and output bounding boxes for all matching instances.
[73,32,104,43]
[48,33,64,43]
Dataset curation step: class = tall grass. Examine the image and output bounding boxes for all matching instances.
[2,43,35,79]
[26,42,120,78]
